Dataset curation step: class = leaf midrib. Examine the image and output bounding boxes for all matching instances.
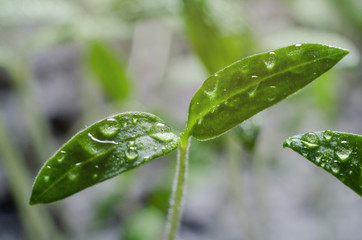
[186,51,345,136]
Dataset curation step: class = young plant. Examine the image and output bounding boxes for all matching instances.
[30,44,350,239]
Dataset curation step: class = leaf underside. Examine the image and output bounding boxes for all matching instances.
[30,112,179,205]
[284,131,362,197]
[186,43,348,140]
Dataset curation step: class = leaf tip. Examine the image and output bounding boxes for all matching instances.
[283,138,292,148]
[29,195,38,205]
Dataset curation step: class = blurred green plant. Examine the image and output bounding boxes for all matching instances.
[29,44,351,240]
[88,41,131,102]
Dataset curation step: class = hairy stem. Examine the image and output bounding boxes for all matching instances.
[163,134,190,240]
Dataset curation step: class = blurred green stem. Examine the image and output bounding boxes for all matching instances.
[0,110,59,240]
[163,134,189,240]
[10,60,55,163]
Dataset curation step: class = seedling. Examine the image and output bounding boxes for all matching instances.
[30,44,355,240]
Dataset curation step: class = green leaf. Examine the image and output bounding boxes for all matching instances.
[185,44,348,140]
[88,41,131,101]
[283,131,362,197]
[183,0,255,74]
[30,112,179,205]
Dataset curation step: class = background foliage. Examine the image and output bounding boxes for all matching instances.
[0,0,361,239]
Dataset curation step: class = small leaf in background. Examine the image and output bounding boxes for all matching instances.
[88,41,131,101]
[284,131,362,197]
[30,112,179,205]
[233,118,261,153]
[183,0,255,74]
[185,44,348,140]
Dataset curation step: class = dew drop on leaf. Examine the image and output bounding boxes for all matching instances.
[93,174,98,179]
[125,149,138,161]
[151,133,176,142]
[331,163,340,174]
[264,52,276,69]
[301,133,320,148]
[204,79,218,97]
[44,176,49,182]
[99,118,120,137]
[248,83,259,98]
[315,151,323,163]
[335,141,352,162]
[323,130,333,141]
[57,150,66,163]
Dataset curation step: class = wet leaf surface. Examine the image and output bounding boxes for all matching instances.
[30,112,179,204]
[284,131,362,197]
[186,44,348,140]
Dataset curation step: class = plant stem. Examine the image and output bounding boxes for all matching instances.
[163,134,190,240]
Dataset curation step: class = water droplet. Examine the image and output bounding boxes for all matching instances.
[132,118,138,124]
[348,170,353,175]
[95,165,99,168]
[251,75,258,79]
[248,83,259,98]
[151,132,176,142]
[301,133,320,148]
[223,89,227,92]
[264,52,276,69]
[57,150,66,163]
[44,176,49,182]
[75,162,81,166]
[93,174,98,179]
[331,163,340,174]
[47,165,51,169]
[267,85,277,101]
[204,79,218,97]
[335,141,352,162]
[198,118,203,125]
[125,149,138,161]
[99,118,120,137]
[214,73,218,77]
[196,102,200,105]
[68,172,78,181]
[91,133,118,145]
[285,138,292,146]
[295,43,302,47]
[323,130,333,141]
[315,151,323,163]
[161,147,167,153]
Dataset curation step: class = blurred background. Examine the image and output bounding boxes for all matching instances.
[0,0,361,239]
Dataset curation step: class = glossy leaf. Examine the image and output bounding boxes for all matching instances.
[30,112,179,205]
[183,0,255,74]
[88,41,130,101]
[284,131,362,197]
[185,44,348,140]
